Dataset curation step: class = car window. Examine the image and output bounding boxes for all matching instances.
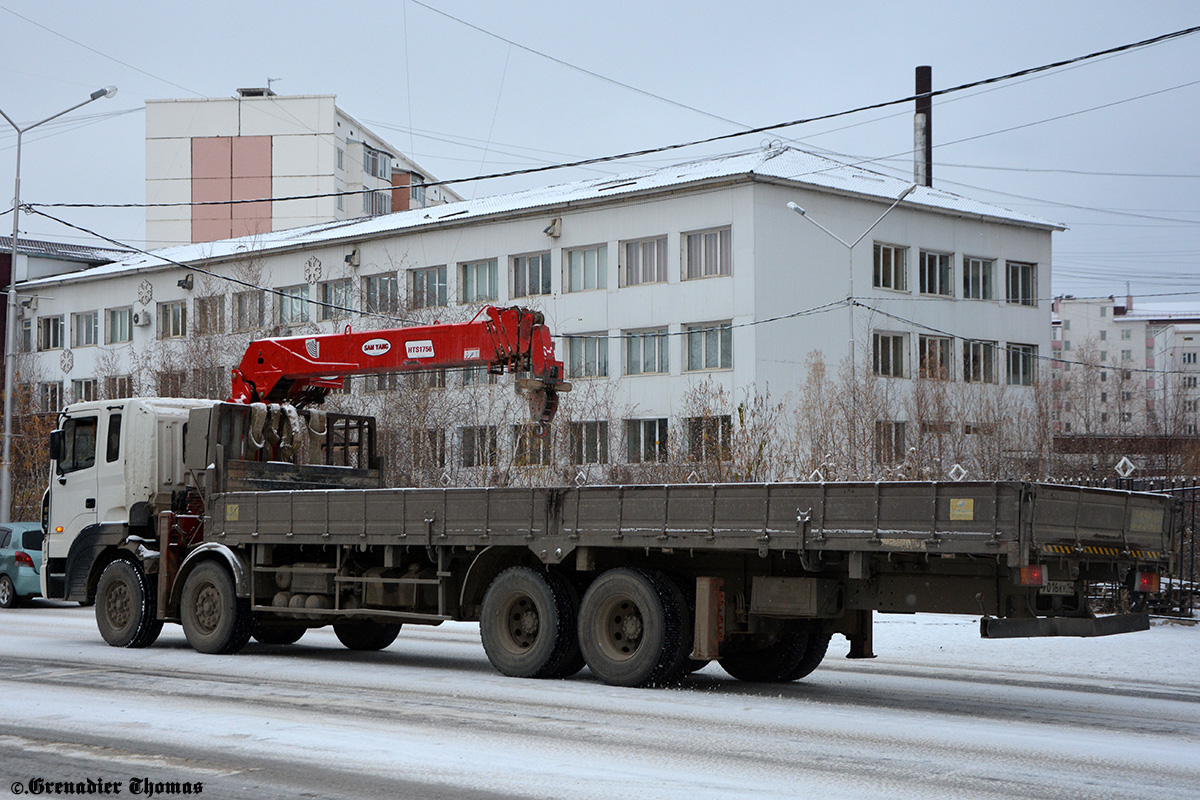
[60,416,98,474]
[107,413,122,463]
[0,530,10,548]
[20,529,43,551]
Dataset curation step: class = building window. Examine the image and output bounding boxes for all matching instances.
[460,425,498,468]
[919,251,953,296]
[918,335,952,379]
[412,427,446,471]
[1007,343,1037,386]
[1121,329,1132,341]
[684,227,732,279]
[688,415,731,462]
[319,279,352,321]
[1187,376,1199,389]
[872,332,906,378]
[195,296,225,335]
[336,147,344,171]
[363,146,390,179]
[408,267,444,310]
[622,236,667,286]
[963,257,994,300]
[570,421,609,465]
[193,368,226,398]
[233,290,265,332]
[157,370,187,397]
[461,366,497,387]
[626,418,668,463]
[18,318,31,353]
[157,301,187,339]
[363,188,391,216]
[1100,330,1107,341]
[104,307,132,344]
[964,340,997,384]
[72,379,97,403]
[1006,262,1037,306]
[1121,349,1134,361]
[71,311,99,348]
[625,328,669,376]
[685,322,732,371]
[460,259,498,303]
[105,375,133,399]
[37,316,64,351]
[407,369,446,390]
[278,285,309,326]
[566,244,607,292]
[410,174,427,206]
[38,381,63,414]
[513,252,552,298]
[513,425,552,467]
[874,421,906,465]
[566,334,609,379]
[873,244,908,291]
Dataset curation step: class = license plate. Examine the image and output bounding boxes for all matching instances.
[1039,581,1075,596]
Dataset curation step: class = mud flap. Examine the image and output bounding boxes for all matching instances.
[980,612,1150,639]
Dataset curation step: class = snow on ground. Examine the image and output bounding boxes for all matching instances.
[1,604,1198,799]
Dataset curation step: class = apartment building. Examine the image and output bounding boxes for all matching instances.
[20,145,1058,481]
[144,89,459,248]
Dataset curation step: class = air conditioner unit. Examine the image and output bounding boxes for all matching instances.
[132,311,152,327]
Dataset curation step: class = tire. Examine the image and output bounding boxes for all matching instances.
[719,621,832,683]
[578,568,686,688]
[661,572,707,678]
[181,561,252,655]
[95,560,164,648]
[480,566,582,679]
[333,620,402,651]
[0,575,16,609]
[252,621,307,645]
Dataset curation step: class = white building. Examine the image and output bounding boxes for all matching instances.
[20,146,1059,479]
[1053,296,1200,436]
[144,89,459,249]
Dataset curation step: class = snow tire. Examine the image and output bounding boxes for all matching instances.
[181,561,252,655]
[95,559,163,648]
[480,566,582,679]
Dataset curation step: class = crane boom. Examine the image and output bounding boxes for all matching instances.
[228,306,568,423]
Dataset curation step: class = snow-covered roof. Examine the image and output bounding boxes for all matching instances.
[0,236,131,265]
[23,146,1063,287]
[1121,303,1200,323]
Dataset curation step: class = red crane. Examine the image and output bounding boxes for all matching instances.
[228,306,569,424]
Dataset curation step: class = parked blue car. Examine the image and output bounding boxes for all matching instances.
[0,522,43,608]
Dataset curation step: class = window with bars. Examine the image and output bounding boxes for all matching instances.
[626,418,668,463]
[873,243,908,291]
[407,267,443,310]
[566,244,607,292]
[71,311,99,348]
[566,334,609,379]
[963,257,994,300]
[919,251,952,296]
[625,329,669,375]
[918,335,952,379]
[158,301,187,339]
[872,332,906,378]
[685,322,732,371]
[513,252,552,297]
[683,227,732,279]
[460,259,498,303]
[570,421,609,465]
[622,236,667,286]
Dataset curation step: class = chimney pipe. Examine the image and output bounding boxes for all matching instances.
[914,66,933,187]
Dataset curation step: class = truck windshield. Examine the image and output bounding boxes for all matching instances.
[60,417,98,474]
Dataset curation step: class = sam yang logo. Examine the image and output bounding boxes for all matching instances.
[405,339,435,359]
[362,338,392,356]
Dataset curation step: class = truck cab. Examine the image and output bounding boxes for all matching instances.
[42,398,218,601]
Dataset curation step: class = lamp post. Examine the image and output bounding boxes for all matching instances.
[0,86,117,523]
[787,183,917,385]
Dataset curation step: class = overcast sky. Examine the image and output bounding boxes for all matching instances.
[1,1,1198,302]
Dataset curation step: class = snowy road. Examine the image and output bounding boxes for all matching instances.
[1,603,1198,799]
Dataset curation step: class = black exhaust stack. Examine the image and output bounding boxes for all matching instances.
[914,66,933,187]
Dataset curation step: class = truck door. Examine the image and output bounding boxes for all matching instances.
[48,413,100,560]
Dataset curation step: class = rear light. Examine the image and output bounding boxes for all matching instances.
[1134,571,1160,594]
[14,551,34,569]
[1018,565,1048,587]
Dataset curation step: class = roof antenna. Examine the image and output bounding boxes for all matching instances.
[267,77,282,93]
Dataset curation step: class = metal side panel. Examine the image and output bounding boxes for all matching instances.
[980,613,1150,639]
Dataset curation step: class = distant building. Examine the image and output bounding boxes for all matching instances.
[144,88,459,248]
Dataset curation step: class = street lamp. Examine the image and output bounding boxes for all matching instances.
[0,86,117,523]
[786,183,917,385]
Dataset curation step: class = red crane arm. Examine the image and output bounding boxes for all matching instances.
[228,306,568,423]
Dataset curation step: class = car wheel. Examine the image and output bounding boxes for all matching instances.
[0,575,16,609]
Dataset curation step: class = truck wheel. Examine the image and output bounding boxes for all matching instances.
[95,560,164,648]
[578,568,686,687]
[0,575,16,609]
[333,621,401,650]
[480,566,582,679]
[719,622,832,683]
[181,561,252,655]
[252,621,307,645]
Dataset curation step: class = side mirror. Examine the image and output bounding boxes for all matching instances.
[48,430,64,464]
